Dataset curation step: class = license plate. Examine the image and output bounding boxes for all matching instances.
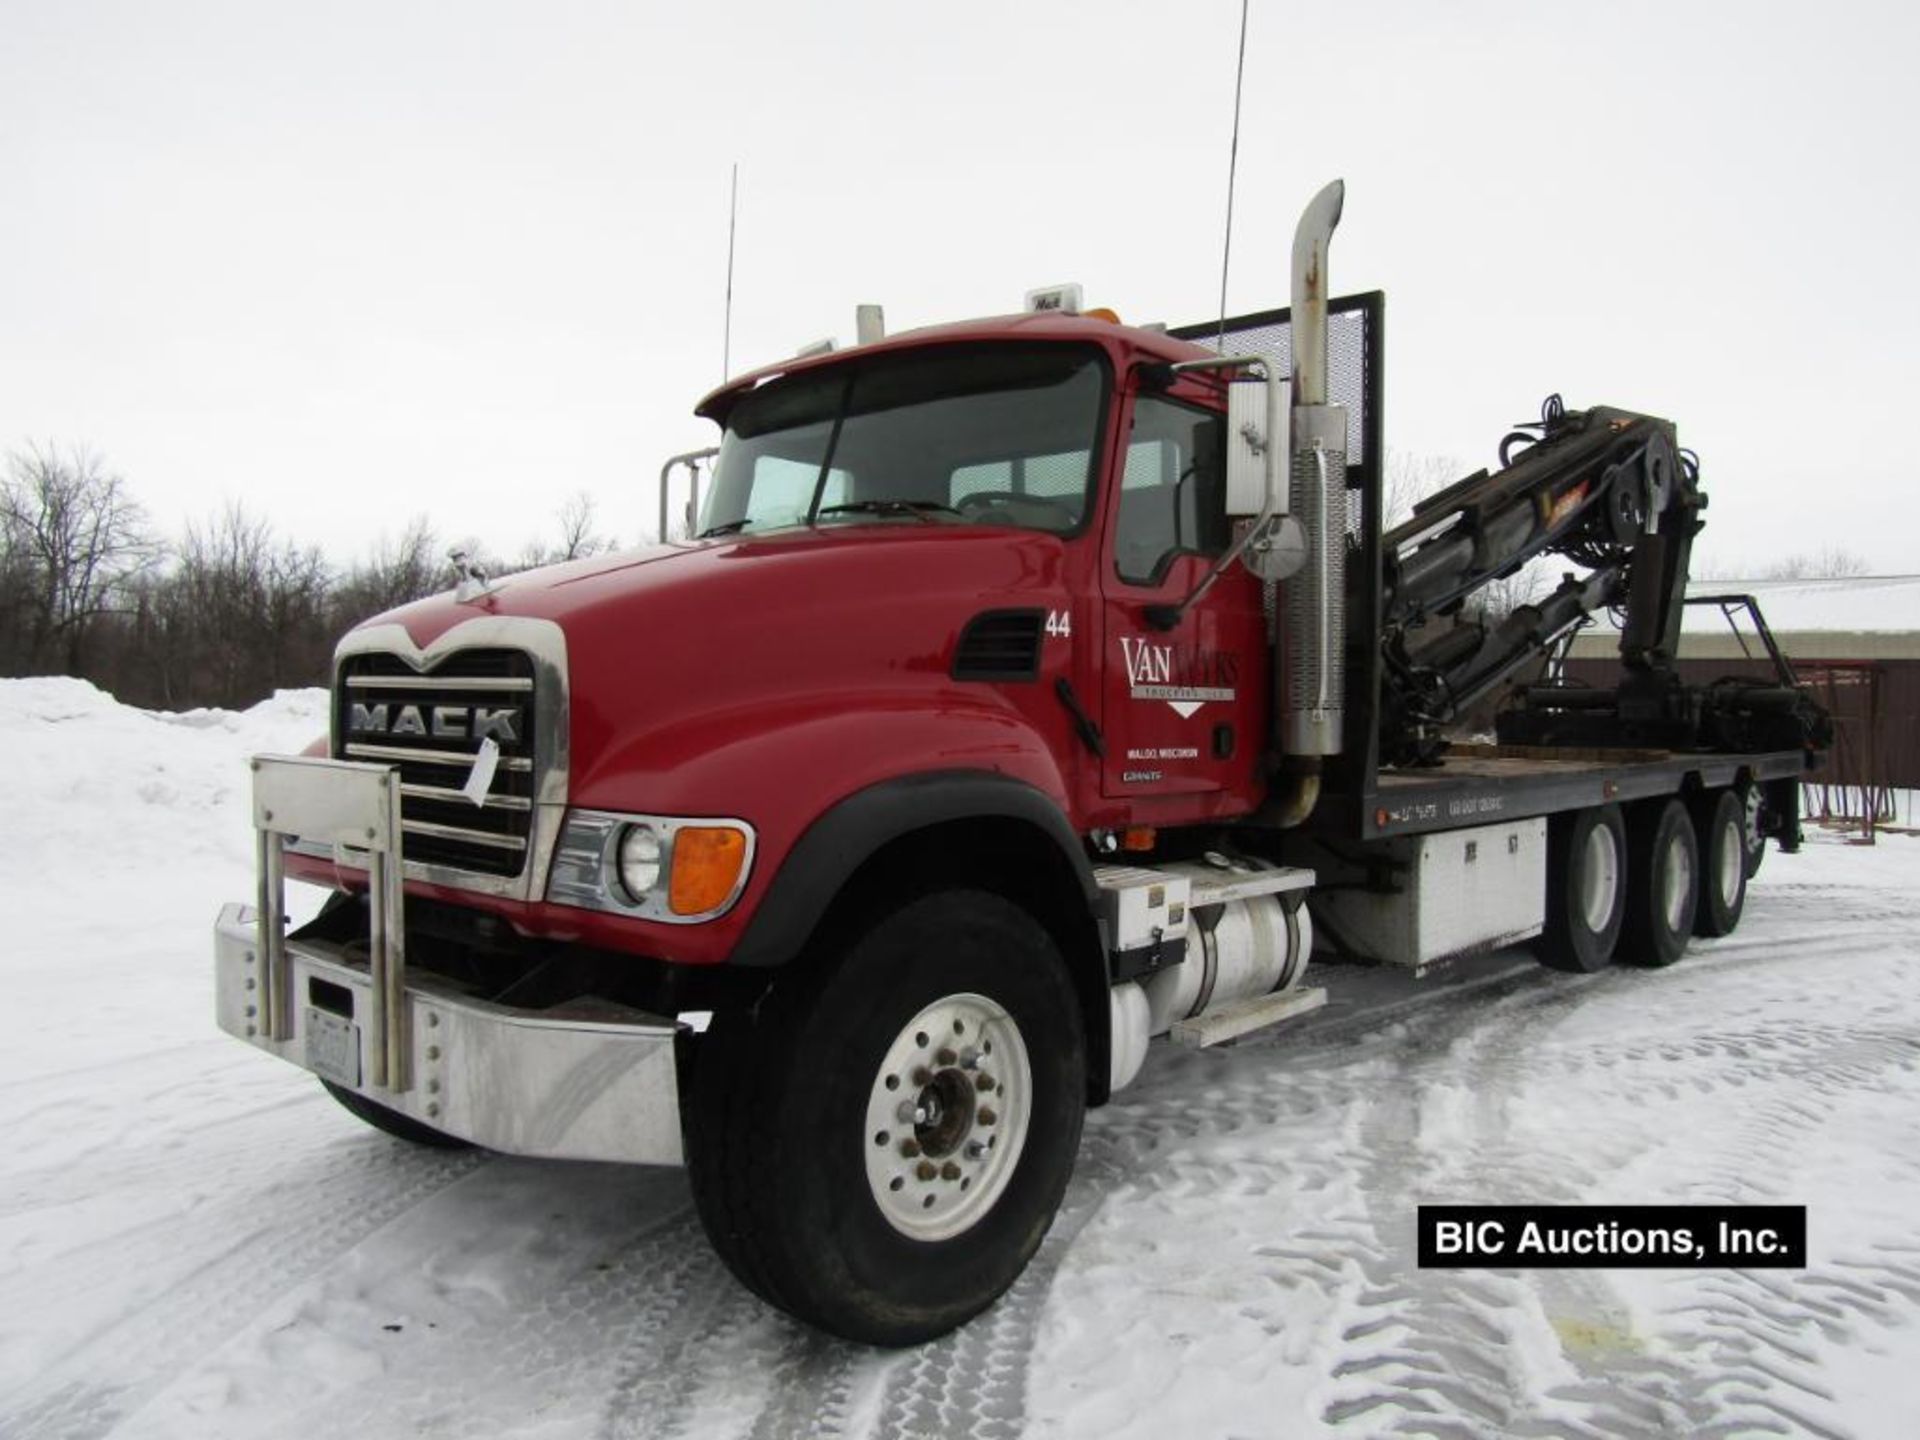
[305,1007,361,1088]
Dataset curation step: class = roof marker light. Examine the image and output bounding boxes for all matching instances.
[1024,283,1084,315]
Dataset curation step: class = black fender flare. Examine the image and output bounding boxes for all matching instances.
[729,770,1101,967]
[725,771,1116,1104]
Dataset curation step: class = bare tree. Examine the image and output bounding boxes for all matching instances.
[1383,448,1464,530]
[1760,546,1870,581]
[554,491,608,561]
[515,491,614,572]
[133,505,333,707]
[0,445,155,674]
[1465,557,1553,622]
[331,516,444,627]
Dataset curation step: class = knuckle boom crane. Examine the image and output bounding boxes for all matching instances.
[1375,394,1829,766]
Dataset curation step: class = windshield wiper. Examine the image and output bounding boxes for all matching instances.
[815,500,963,523]
[697,518,755,538]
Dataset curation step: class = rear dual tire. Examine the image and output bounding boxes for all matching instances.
[1539,786,1752,974]
[1691,788,1749,938]
[1537,803,1628,972]
[1619,798,1699,967]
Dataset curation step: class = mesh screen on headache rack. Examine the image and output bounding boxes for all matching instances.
[1168,292,1378,467]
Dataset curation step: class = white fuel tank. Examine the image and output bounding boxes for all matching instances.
[1143,893,1313,1037]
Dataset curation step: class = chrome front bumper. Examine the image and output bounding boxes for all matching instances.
[214,902,685,1164]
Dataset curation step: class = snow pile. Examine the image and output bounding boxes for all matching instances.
[3,677,1918,1439]
[0,678,326,883]
[1,680,327,1079]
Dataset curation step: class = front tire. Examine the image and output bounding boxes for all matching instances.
[1620,798,1699,967]
[684,890,1086,1345]
[321,1080,471,1149]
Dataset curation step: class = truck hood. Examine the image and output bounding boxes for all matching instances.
[348,525,1074,804]
[361,527,1064,643]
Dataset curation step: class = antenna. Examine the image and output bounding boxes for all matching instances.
[1215,0,1250,352]
[723,162,739,380]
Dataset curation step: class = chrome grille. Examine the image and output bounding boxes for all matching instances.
[335,649,537,877]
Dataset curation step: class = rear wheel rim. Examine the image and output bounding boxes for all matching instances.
[1717,814,1743,908]
[1743,788,1764,861]
[863,993,1033,1242]
[1662,831,1695,933]
[1579,824,1620,934]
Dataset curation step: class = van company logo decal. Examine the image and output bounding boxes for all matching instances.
[1119,637,1238,718]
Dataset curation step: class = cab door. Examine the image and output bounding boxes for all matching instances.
[1098,390,1268,807]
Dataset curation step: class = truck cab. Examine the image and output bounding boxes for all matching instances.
[692,312,1272,827]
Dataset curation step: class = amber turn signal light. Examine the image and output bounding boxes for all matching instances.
[669,826,749,915]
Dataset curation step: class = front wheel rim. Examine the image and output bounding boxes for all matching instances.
[863,992,1033,1242]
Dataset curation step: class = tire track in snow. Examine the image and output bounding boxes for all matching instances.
[1310,879,1920,1439]
[870,1183,1107,1440]
[1318,981,1613,1436]
[594,1243,794,1440]
[221,1197,721,1440]
[2,1139,482,1440]
[740,1332,871,1440]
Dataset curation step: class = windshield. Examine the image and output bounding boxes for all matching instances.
[700,345,1107,538]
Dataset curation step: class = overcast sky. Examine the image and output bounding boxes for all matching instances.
[4,0,1916,576]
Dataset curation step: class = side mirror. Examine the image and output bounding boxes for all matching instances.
[1226,375,1291,516]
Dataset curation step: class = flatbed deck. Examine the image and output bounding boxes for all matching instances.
[1341,743,1810,841]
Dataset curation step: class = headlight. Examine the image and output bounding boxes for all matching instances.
[548,809,756,923]
[617,824,664,901]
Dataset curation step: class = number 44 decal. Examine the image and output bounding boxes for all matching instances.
[1045,609,1072,639]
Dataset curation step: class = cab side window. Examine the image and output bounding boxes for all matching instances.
[1114,396,1228,586]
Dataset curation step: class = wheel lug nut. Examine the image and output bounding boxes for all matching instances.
[915,1160,938,1182]
[941,1161,961,1181]
[897,1101,919,1124]
[913,1067,932,1086]
[936,1047,957,1067]
[960,1048,980,1070]
[975,1073,995,1093]
[979,1107,997,1126]
[965,1140,988,1160]
[899,1139,921,1158]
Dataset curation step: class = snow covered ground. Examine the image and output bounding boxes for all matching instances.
[2,678,1916,1439]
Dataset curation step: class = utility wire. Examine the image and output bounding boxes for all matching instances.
[723,163,738,380]
[1216,0,1250,352]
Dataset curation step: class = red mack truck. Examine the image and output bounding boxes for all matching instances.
[213,181,1829,1344]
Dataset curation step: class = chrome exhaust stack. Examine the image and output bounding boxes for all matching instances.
[1280,179,1350,761]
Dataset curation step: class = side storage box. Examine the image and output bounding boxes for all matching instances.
[1312,818,1546,968]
